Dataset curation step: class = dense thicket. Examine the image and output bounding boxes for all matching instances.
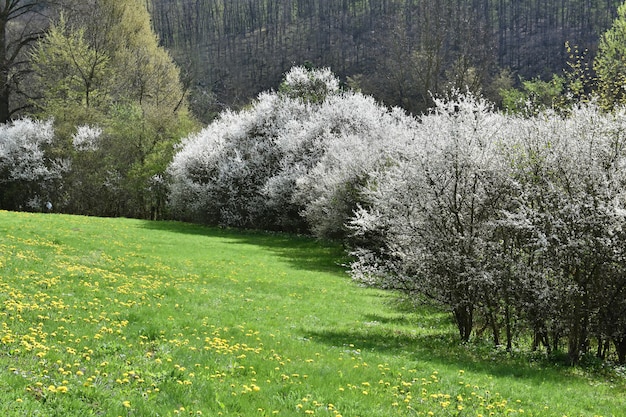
[148,0,623,117]
[349,97,626,364]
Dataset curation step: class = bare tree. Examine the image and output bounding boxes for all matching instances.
[0,1,60,122]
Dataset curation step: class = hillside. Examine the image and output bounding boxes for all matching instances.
[148,0,622,117]
[1,210,625,416]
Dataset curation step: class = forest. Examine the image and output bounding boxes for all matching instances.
[148,0,624,117]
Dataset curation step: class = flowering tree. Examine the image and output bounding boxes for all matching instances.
[168,66,415,235]
[349,94,511,342]
[0,118,68,210]
[30,0,193,219]
[349,96,626,362]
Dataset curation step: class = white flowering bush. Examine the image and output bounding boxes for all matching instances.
[349,96,626,363]
[72,124,102,152]
[349,94,511,342]
[0,118,68,211]
[168,92,311,227]
[279,66,340,103]
[168,67,417,235]
[292,93,417,238]
[497,104,626,362]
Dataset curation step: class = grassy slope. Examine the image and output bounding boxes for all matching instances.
[0,210,624,416]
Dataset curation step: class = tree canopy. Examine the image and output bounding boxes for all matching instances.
[27,0,196,218]
[595,2,626,109]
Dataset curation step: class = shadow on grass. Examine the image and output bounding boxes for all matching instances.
[303,296,571,383]
[304,324,568,382]
[139,219,347,275]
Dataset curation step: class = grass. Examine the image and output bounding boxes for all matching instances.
[0,210,624,417]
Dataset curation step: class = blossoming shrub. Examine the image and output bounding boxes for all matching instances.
[291,92,417,238]
[168,67,416,236]
[168,91,310,228]
[350,97,626,362]
[349,94,511,342]
[0,118,68,211]
[498,104,626,363]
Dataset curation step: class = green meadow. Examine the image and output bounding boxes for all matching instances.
[0,210,624,416]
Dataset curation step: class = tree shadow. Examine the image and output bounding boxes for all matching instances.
[302,296,574,383]
[139,219,348,275]
[303,324,569,383]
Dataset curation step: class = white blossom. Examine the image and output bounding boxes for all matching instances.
[72,125,102,151]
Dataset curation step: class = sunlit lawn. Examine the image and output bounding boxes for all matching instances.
[1,210,624,416]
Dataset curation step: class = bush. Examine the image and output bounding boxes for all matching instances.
[168,67,416,236]
[0,118,68,211]
[350,97,626,362]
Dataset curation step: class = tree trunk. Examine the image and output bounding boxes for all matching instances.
[504,304,513,351]
[0,13,9,123]
[454,304,473,343]
[615,336,626,365]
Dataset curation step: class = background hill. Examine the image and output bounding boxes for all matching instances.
[147,0,623,118]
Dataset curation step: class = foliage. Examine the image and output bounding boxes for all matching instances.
[28,0,197,218]
[1,210,625,416]
[563,41,596,105]
[500,75,566,114]
[0,119,68,211]
[595,2,626,110]
[504,1,626,114]
[30,15,111,121]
